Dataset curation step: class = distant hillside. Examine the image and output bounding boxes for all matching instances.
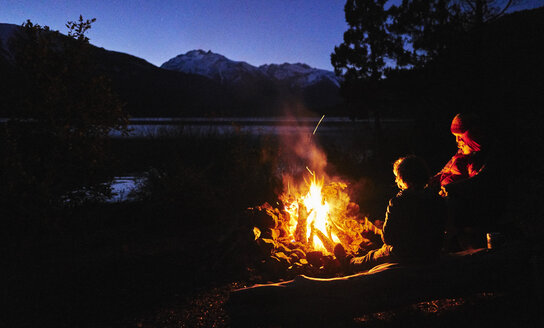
[0,23,238,117]
[87,47,234,117]
[0,24,344,117]
[161,50,343,115]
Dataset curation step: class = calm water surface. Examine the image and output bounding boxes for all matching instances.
[112,117,413,138]
[1,117,414,201]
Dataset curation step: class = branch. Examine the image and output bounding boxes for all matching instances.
[486,0,513,22]
[464,0,477,11]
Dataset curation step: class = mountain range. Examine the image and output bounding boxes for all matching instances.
[3,4,541,119]
[161,49,340,89]
[0,23,343,117]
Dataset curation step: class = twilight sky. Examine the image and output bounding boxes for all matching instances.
[1,0,542,70]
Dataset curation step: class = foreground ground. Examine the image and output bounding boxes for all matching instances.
[4,131,543,327]
[5,199,543,328]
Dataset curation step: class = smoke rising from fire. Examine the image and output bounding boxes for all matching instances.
[275,116,330,193]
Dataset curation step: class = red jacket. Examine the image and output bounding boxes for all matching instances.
[432,150,486,186]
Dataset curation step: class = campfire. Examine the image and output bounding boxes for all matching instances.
[246,118,382,277]
[250,170,381,276]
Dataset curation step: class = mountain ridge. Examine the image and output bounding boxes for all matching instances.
[0,24,343,117]
[161,49,341,89]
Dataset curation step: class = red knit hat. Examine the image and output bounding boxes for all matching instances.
[450,113,483,152]
[450,113,467,134]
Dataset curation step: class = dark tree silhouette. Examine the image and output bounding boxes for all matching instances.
[1,16,128,214]
[331,0,404,126]
[458,0,517,29]
[332,0,393,82]
[389,0,518,66]
[389,0,463,66]
[331,0,520,120]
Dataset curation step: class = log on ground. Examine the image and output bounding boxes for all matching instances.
[227,242,533,326]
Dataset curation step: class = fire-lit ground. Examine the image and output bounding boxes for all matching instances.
[124,286,540,327]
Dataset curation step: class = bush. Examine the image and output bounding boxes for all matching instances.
[1,17,128,217]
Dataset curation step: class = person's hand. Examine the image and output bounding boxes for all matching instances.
[439,185,448,197]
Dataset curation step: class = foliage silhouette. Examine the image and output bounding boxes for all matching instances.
[331,0,520,120]
[1,16,128,217]
[331,0,401,124]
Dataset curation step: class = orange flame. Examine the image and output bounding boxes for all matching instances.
[253,115,375,259]
[279,172,365,255]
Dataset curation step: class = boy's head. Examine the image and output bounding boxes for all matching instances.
[393,155,431,190]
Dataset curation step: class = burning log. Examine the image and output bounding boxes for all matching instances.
[306,251,323,267]
[255,238,276,258]
[322,254,341,273]
[273,252,291,265]
[307,222,315,249]
[294,201,308,244]
[328,220,356,252]
[289,247,306,260]
[247,205,275,232]
[250,171,386,277]
[312,225,335,254]
[362,217,383,237]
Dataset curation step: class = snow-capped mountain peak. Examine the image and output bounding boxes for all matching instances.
[160,49,264,84]
[258,62,340,88]
[160,50,341,88]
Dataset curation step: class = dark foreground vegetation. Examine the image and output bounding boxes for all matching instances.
[3,127,543,327]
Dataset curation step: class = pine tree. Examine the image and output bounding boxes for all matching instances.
[331,0,403,123]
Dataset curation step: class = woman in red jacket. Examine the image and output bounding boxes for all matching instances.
[430,113,500,249]
[430,113,487,191]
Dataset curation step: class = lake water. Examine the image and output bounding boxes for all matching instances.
[2,117,414,202]
[106,117,415,201]
[109,176,145,202]
[1,117,413,138]
[112,117,413,138]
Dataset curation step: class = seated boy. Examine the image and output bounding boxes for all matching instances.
[336,155,446,272]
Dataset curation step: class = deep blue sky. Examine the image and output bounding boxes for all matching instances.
[1,0,542,70]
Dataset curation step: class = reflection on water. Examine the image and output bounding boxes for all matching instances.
[111,117,413,138]
[1,117,413,138]
[9,117,413,203]
[108,176,144,202]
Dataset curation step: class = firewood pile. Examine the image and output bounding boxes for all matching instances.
[245,201,383,280]
[228,241,535,327]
